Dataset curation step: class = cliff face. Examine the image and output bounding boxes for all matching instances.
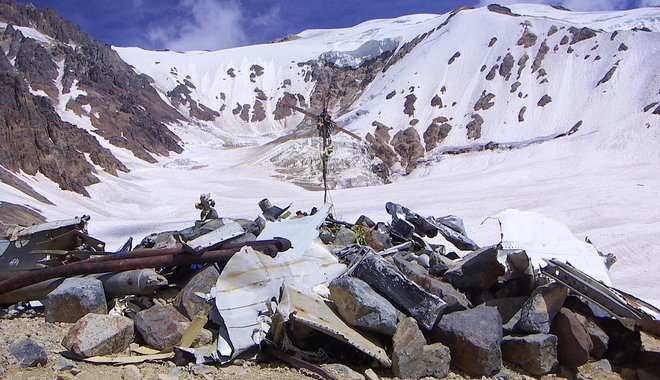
[0,0,183,196]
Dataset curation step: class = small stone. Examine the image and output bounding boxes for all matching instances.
[57,374,75,380]
[578,359,612,376]
[62,313,134,357]
[70,368,81,375]
[329,276,398,336]
[364,368,379,380]
[134,305,190,351]
[9,338,48,367]
[44,277,107,323]
[322,364,365,380]
[170,367,184,378]
[156,374,178,380]
[191,363,215,376]
[54,356,76,371]
[192,328,214,347]
[121,365,142,380]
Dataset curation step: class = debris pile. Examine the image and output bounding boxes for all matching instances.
[1,196,659,379]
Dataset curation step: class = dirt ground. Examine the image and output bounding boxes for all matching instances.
[1,313,657,380]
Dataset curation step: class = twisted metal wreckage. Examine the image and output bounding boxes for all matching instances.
[0,199,659,374]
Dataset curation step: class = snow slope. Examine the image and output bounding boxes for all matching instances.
[1,4,660,306]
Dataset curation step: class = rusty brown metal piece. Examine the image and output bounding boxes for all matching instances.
[0,238,291,296]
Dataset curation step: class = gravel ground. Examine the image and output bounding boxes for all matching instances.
[0,311,657,380]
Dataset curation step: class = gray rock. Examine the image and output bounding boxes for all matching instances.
[334,226,357,246]
[61,313,134,357]
[551,308,593,369]
[484,297,528,325]
[190,364,215,376]
[348,252,446,330]
[364,368,379,380]
[514,281,568,334]
[501,334,558,375]
[121,365,142,380]
[393,253,470,312]
[429,248,455,276]
[329,276,397,336]
[134,305,190,351]
[319,230,334,244]
[434,305,503,377]
[44,277,107,323]
[54,356,76,371]
[174,265,219,319]
[443,246,504,290]
[578,359,612,376]
[322,364,365,380]
[9,339,48,367]
[392,317,450,379]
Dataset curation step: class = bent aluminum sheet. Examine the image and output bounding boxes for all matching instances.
[277,282,391,367]
[213,203,346,359]
[493,209,612,286]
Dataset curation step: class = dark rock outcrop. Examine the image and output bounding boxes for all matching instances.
[423,122,451,151]
[391,127,424,173]
[518,29,538,48]
[403,94,416,117]
[466,113,484,139]
[568,26,597,44]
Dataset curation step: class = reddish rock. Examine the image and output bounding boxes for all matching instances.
[62,313,134,357]
[134,305,190,351]
[551,308,593,368]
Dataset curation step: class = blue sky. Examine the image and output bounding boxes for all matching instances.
[16,0,660,51]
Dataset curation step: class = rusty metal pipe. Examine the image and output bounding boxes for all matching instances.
[0,239,291,296]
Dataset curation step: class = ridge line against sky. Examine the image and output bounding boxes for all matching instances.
[15,0,660,51]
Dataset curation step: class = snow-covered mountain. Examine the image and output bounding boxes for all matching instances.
[1,2,660,305]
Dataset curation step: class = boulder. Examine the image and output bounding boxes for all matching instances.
[134,305,190,351]
[9,339,48,367]
[393,253,470,312]
[61,313,134,357]
[44,277,107,323]
[501,334,558,375]
[442,246,504,289]
[348,252,446,330]
[392,317,450,379]
[551,308,593,368]
[575,313,609,359]
[434,306,503,377]
[514,281,568,334]
[328,276,398,336]
[174,265,219,319]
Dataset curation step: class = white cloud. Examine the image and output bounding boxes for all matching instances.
[148,0,248,51]
[476,0,659,11]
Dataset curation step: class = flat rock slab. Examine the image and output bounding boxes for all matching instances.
[329,276,397,336]
[174,265,219,319]
[502,334,558,375]
[551,308,593,368]
[62,313,134,357]
[348,251,446,330]
[514,281,568,334]
[442,246,504,289]
[9,339,48,367]
[393,317,450,379]
[134,305,190,351]
[44,277,107,323]
[434,305,503,377]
